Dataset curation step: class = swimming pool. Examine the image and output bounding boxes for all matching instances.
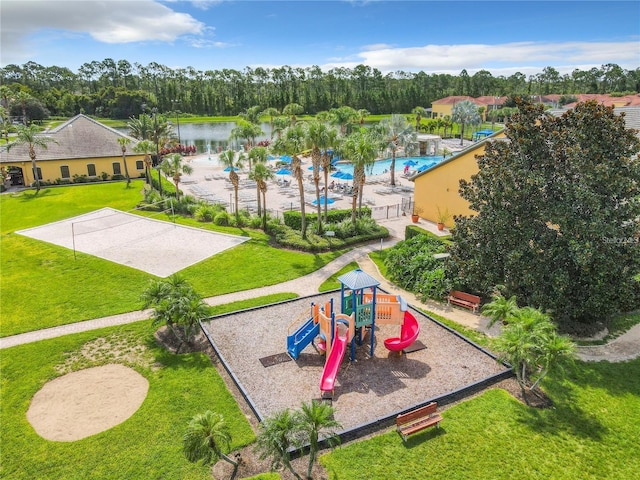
[335,155,444,176]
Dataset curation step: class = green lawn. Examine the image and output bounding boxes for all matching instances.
[0,321,255,480]
[322,358,640,480]
[0,184,344,337]
[318,261,360,292]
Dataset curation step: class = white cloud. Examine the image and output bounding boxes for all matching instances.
[1,0,205,63]
[322,40,640,75]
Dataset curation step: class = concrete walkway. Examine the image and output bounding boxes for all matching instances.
[1,215,639,363]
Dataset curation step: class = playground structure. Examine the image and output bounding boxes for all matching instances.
[286,269,421,397]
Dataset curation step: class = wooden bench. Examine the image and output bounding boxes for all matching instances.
[448,290,481,313]
[396,402,443,442]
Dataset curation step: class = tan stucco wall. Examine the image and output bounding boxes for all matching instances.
[4,155,145,186]
[413,131,507,228]
[431,104,452,119]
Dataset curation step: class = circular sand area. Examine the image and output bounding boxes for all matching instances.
[27,364,149,441]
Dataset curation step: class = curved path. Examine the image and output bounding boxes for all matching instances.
[1,216,639,363]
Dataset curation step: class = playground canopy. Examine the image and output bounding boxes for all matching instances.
[337,268,380,290]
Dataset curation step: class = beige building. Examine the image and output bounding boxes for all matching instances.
[0,114,144,187]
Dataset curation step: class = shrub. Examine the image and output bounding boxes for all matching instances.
[72,174,89,183]
[194,204,217,222]
[100,172,109,181]
[214,211,231,226]
[112,174,125,181]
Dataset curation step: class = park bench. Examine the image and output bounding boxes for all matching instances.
[396,402,443,442]
[448,290,481,313]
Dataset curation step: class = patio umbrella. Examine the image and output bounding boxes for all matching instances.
[275,168,291,175]
[339,172,354,181]
[308,165,324,171]
[312,196,335,205]
[331,171,344,178]
[223,166,238,172]
[279,155,292,163]
[403,160,417,166]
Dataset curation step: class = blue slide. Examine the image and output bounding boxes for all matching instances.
[287,317,320,360]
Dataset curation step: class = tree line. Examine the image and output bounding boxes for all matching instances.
[1,59,638,119]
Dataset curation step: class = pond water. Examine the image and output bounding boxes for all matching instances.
[116,121,272,153]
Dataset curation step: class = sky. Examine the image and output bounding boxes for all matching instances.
[1,0,639,77]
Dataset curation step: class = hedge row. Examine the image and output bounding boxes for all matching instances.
[283,207,372,231]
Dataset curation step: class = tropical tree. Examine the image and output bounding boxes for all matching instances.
[330,106,358,136]
[493,306,575,399]
[230,119,263,151]
[219,149,245,223]
[451,99,481,145]
[7,124,57,192]
[412,106,428,131]
[356,108,370,127]
[306,120,331,233]
[248,145,268,214]
[140,274,209,353]
[183,411,238,478]
[160,153,193,200]
[250,162,274,229]
[255,408,302,480]
[0,105,11,143]
[127,113,154,140]
[282,102,304,126]
[481,293,519,327]
[375,114,417,186]
[116,136,132,185]
[133,139,155,185]
[341,129,378,225]
[272,124,308,238]
[320,126,339,221]
[298,400,341,480]
[271,116,289,139]
[13,91,32,125]
[239,104,262,125]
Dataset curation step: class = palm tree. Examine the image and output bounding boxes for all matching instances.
[183,411,238,478]
[239,105,262,125]
[376,114,416,186]
[250,163,274,230]
[255,409,303,480]
[282,102,304,126]
[160,153,193,200]
[481,294,519,327]
[133,139,155,185]
[271,116,289,140]
[127,113,154,140]
[341,129,378,225]
[116,136,132,186]
[13,91,32,125]
[248,146,268,215]
[320,126,339,222]
[230,119,264,151]
[0,105,11,143]
[451,99,481,145]
[297,400,341,480]
[330,106,358,136]
[140,274,209,352]
[493,306,575,399]
[219,149,245,222]
[272,124,308,238]
[412,106,428,131]
[356,108,370,127]
[306,120,331,233]
[7,124,57,192]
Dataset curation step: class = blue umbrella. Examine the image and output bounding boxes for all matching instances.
[331,171,344,178]
[223,166,238,172]
[339,172,354,181]
[276,168,291,175]
[308,165,324,171]
[312,196,335,205]
[279,155,292,163]
[267,154,276,160]
[403,160,417,166]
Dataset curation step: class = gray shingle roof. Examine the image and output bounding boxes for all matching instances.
[337,268,380,290]
[0,114,139,164]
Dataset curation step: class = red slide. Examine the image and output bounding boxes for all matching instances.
[319,325,349,394]
[384,311,420,352]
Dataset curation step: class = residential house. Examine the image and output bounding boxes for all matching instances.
[0,114,144,187]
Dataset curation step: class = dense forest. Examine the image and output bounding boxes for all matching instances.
[1,59,638,120]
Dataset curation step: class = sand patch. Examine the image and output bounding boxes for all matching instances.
[27,364,149,441]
